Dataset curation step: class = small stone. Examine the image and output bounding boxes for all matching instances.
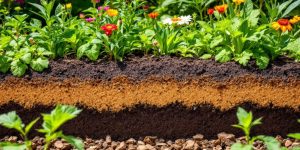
[106,135,112,144]
[137,145,147,150]
[116,141,126,150]
[167,140,173,145]
[54,140,64,149]
[86,145,100,150]
[292,142,300,147]
[128,144,137,150]
[175,139,186,146]
[183,140,195,149]
[144,136,157,146]
[156,142,167,146]
[145,144,155,150]
[172,144,182,150]
[102,141,108,148]
[7,136,18,142]
[126,138,136,144]
[193,134,204,141]
[213,145,222,150]
[138,140,145,145]
[217,132,235,141]
[111,141,119,148]
[285,139,293,147]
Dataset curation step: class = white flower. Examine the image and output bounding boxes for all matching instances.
[162,18,173,25]
[178,15,192,25]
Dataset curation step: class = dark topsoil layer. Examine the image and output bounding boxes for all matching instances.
[0,56,300,81]
[1,102,300,140]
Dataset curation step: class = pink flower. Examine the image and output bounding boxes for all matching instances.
[86,17,95,22]
[98,6,110,11]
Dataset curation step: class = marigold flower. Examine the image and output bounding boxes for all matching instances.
[215,4,228,14]
[65,3,72,9]
[106,9,118,17]
[272,19,292,32]
[289,16,300,24]
[101,24,118,36]
[148,12,159,19]
[207,8,214,15]
[233,0,245,5]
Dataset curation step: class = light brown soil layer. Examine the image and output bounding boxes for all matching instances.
[1,76,299,111]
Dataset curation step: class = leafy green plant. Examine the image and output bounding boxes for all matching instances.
[0,105,84,150]
[231,107,281,150]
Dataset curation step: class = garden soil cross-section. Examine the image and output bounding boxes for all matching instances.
[0,56,300,139]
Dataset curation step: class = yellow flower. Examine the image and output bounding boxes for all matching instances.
[233,0,245,5]
[272,19,292,32]
[106,9,118,17]
[65,3,72,9]
[289,16,300,24]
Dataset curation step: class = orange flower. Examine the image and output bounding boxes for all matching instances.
[289,16,300,24]
[106,9,118,17]
[272,19,292,32]
[148,12,159,19]
[233,0,245,5]
[214,4,228,14]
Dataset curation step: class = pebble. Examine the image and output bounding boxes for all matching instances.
[193,134,204,141]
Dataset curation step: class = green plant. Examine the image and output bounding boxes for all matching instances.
[231,107,281,150]
[0,105,84,150]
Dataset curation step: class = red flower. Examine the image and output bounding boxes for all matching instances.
[207,8,214,15]
[215,4,228,14]
[101,24,118,36]
[148,12,159,19]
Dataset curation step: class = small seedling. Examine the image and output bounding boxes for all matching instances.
[0,105,84,150]
[231,107,281,150]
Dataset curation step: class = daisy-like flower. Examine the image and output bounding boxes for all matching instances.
[106,9,118,17]
[215,4,228,14]
[233,0,245,5]
[178,15,192,25]
[148,12,159,19]
[289,16,300,25]
[101,24,118,36]
[272,19,292,32]
[162,18,173,25]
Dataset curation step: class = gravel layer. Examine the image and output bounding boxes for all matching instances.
[1,134,300,150]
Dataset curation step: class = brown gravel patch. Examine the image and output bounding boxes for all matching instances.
[0,76,299,111]
[1,134,300,150]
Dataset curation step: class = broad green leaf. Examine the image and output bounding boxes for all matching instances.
[255,53,270,69]
[215,49,231,63]
[86,44,100,61]
[283,38,300,61]
[30,57,49,72]
[77,43,90,59]
[0,56,10,73]
[59,134,84,150]
[11,61,28,77]
[288,133,300,140]
[235,50,253,66]
[40,105,81,133]
[248,10,260,27]
[231,143,252,150]
[20,53,32,64]
[0,142,26,150]
[236,107,252,127]
[257,136,281,150]
[200,54,212,59]
[210,36,223,49]
[0,111,24,133]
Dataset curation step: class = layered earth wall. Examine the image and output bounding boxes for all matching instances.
[0,56,300,139]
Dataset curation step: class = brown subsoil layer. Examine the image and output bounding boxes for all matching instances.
[0,56,300,110]
[1,102,300,140]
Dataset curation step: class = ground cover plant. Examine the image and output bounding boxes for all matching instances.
[0,105,83,150]
[0,0,300,76]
